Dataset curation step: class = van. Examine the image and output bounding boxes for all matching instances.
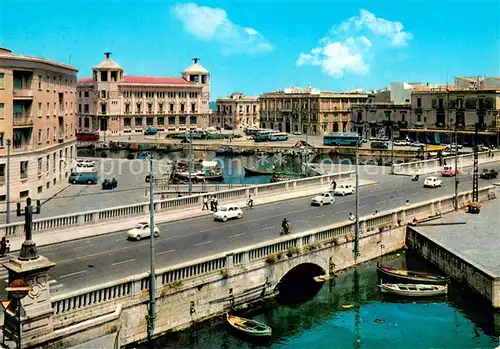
[69,171,98,185]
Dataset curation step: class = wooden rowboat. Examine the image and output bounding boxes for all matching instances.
[226,314,272,337]
[377,265,450,285]
[244,166,273,176]
[379,283,448,297]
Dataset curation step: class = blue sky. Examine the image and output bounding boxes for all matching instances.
[1,0,499,99]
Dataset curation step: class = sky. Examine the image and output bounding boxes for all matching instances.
[1,0,499,100]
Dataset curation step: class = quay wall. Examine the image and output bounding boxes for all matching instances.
[406,226,500,308]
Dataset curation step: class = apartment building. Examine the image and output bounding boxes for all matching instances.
[212,93,259,129]
[0,48,78,212]
[259,85,370,135]
[77,54,210,135]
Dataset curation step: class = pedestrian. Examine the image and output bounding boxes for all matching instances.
[210,196,215,211]
[202,196,209,211]
[405,200,410,206]
[349,212,355,221]
[332,179,337,191]
[443,159,447,166]
[213,196,218,212]
[374,210,378,215]
[0,237,6,257]
[247,195,254,208]
[6,240,10,254]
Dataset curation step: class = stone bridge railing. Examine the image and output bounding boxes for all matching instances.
[392,149,499,175]
[50,185,496,319]
[0,172,353,239]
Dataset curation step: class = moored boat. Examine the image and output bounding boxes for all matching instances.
[379,283,448,297]
[160,145,183,153]
[377,265,450,285]
[226,313,272,337]
[244,166,273,176]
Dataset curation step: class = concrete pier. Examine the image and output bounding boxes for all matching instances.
[406,196,500,308]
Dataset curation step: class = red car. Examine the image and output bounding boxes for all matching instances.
[440,166,458,177]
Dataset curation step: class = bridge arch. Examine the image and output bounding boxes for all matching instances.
[276,262,326,304]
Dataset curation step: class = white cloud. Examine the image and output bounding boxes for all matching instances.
[172,3,273,54]
[297,9,412,77]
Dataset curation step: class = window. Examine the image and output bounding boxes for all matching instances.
[191,103,196,113]
[46,76,50,89]
[179,116,186,124]
[135,117,142,126]
[101,90,106,98]
[124,118,131,127]
[100,71,108,82]
[136,103,142,113]
[0,164,5,184]
[20,190,29,199]
[146,117,154,126]
[38,186,43,194]
[78,104,82,113]
[169,103,174,113]
[0,73,4,88]
[125,103,130,113]
[101,103,107,114]
[157,117,164,125]
[417,98,422,108]
[38,129,42,143]
[168,116,175,125]
[84,91,89,98]
[158,103,163,113]
[38,103,42,117]
[190,116,197,125]
[0,103,4,119]
[38,158,43,174]
[20,161,29,179]
[84,104,89,113]
[38,75,42,89]
[148,103,153,113]
[46,128,50,142]
[0,132,4,147]
[46,155,50,171]
[47,103,50,116]
[180,103,185,113]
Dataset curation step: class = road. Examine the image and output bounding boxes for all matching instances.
[1,167,495,297]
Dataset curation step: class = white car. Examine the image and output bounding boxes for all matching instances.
[334,184,355,196]
[423,176,443,188]
[213,205,243,222]
[127,222,160,240]
[311,192,335,206]
[393,140,410,146]
[411,141,426,148]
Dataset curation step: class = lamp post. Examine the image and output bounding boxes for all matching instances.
[353,135,360,263]
[147,155,156,341]
[187,130,193,196]
[6,139,11,225]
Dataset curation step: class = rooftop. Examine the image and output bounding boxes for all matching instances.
[0,47,78,72]
[93,52,123,70]
[183,58,209,74]
[77,76,195,86]
[411,194,500,277]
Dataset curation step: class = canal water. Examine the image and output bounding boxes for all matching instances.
[128,252,499,349]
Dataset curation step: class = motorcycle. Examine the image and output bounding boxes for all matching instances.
[411,174,419,181]
[280,223,290,235]
[247,198,254,208]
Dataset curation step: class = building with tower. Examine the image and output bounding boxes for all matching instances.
[77,54,211,135]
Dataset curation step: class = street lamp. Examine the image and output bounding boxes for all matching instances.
[187,130,193,196]
[147,155,156,341]
[6,139,11,225]
[353,134,361,263]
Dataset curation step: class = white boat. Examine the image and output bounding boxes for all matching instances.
[226,313,272,337]
[379,283,448,297]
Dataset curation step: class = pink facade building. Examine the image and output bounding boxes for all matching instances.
[77,54,211,135]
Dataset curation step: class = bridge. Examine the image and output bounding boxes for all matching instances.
[0,184,495,348]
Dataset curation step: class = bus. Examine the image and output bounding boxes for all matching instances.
[76,132,99,142]
[244,128,266,137]
[253,130,275,142]
[268,132,289,141]
[323,132,362,146]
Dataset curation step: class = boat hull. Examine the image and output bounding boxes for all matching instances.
[244,167,272,176]
[380,283,448,297]
[377,266,449,285]
[226,314,272,337]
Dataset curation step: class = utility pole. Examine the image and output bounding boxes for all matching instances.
[390,121,394,166]
[187,130,193,195]
[450,88,459,211]
[353,135,360,263]
[6,139,11,224]
[147,155,156,341]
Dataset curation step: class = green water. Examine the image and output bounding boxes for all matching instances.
[130,253,499,349]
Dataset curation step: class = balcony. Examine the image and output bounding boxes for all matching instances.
[13,88,33,99]
[13,115,34,127]
[58,133,65,142]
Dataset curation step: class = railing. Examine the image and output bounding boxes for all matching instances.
[13,116,33,126]
[50,186,496,316]
[13,88,33,98]
[0,172,354,238]
[392,149,500,174]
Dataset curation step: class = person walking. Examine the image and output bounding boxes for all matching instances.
[202,196,209,211]
[210,196,215,211]
[213,196,218,212]
[332,179,337,191]
[349,212,355,221]
[247,194,254,208]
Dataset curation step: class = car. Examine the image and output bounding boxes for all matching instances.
[213,205,243,222]
[423,176,442,188]
[292,131,302,135]
[69,171,98,184]
[480,169,498,179]
[393,140,409,146]
[440,166,458,177]
[478,145,491,152]
[311,192,335,206]
[144,127,158,135]
[127,222,160,240]
[371,141,389,149]
[102,178,118,190]
[333,184,355,196]
[411,141,426,148]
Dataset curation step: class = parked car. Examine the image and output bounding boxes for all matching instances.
[423,176,442,188]
[440,166,458,177]
[102,178,118,190]
[411,141,426,148]
[393,139,410,146]
[478,145,491,152]
[310,192,335,206]
[69,171,98,185]
[213,205,243,222]
[144,127,158,136]
[480,168,498,179]
[333,184,355,196]
[127,222,160,240]
[292,131,302,135]
[371,141,389,149]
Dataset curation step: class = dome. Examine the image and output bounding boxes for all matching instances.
[93,52,123,70]
[183,58,209,74]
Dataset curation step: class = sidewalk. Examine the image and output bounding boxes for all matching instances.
[393,157,500,176]
[7,179,378,252]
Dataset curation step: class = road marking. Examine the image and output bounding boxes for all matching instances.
[289,220,301,224]
[194,240,212,247]
[337,210,347,213]
[112,258,135,266]
[412,192,419,196]
[360,205,368,208]
[229,233,245,238]
[313,215,324,219]
[60,270,87,279]
[156,249,175,256]
[50,284,64,290]
[376,200,386,205]
[260,226,274,231]
[393,196,403,200]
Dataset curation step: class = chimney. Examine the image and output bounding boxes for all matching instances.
[105,52,111,59]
